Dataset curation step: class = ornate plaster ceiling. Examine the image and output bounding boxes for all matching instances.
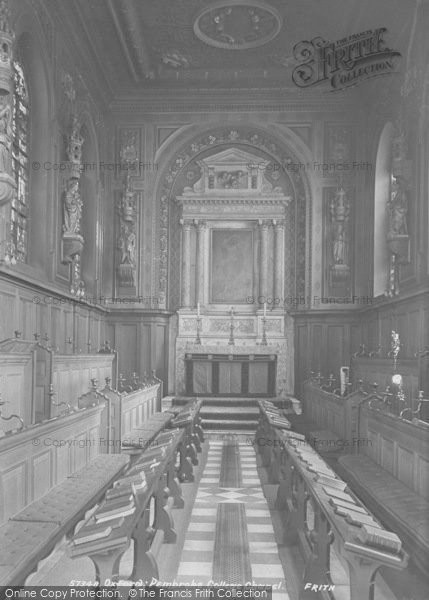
[54,0,416,93]
[193,1,282,50]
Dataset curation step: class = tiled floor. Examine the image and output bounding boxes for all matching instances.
[176,439,289,600]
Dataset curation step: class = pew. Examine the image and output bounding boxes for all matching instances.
[302,379,366,452]
[98,378,162,453]
[68,411,202,583]
[256,401,408,600]
[121,399,204,483]
[0,404,129,586]
[337,393,429,574]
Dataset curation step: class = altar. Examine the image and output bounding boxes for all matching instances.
[185,352,276,396]
[173,146,294,396]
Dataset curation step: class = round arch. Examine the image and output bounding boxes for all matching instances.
[373,122,395,297]
[151,123,314,310]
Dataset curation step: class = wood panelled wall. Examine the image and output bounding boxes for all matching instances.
[107,312,171,391]
[294,289,429,398]
[0,275,108,353]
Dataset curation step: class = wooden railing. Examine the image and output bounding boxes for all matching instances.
[256,401,408,600]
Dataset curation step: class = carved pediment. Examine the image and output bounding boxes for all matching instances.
[182,146,283,195]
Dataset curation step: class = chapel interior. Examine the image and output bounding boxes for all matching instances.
[0,0,428,598]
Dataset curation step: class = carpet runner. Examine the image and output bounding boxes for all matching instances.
[176,438,289,600]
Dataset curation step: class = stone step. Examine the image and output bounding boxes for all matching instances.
[203,419,258,430]
[201,405,259,416]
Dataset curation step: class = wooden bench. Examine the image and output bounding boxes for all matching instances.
[337,396,429,574]
[69,428,187,584]
[0,453,129,586]
[256,401,408,600]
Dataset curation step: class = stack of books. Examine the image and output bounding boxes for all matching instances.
[112,471,147,495]
[358,524,402,553]
[73,517,125,546]
[94,497,136,524]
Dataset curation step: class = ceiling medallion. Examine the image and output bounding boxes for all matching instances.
[193,1,282,50]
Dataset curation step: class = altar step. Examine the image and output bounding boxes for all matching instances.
[168,395,296,432]
[201,405,259,431]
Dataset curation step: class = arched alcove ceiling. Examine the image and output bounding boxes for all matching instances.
[373,121,395,297]
[155,125,313,309]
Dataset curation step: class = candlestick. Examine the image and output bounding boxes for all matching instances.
[263,302,267,318]
[261,316,267,345]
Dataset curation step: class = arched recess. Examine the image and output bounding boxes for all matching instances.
[373,122,395,297]
[11,18,55,274]
[152,124,314,311]
[79,116,101,296]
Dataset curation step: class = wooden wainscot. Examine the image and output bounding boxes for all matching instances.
[0,335,53,427]
[351,356,418,401]
[338,394,429,574]
[0,404,104,524]
[52,353,114,411]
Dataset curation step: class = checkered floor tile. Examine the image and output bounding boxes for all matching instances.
[176,438,290,598]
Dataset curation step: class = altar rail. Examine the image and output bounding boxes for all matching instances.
[256,401,408,600]
[0,405,105,525]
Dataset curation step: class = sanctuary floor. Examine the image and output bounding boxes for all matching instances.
[29,434,414,600]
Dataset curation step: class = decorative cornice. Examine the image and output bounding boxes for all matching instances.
[176,196,291,206]
[110,87,359,115]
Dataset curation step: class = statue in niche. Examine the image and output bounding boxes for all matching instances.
[387,177,408,235]
[118,223,136,266]
[117,179,136,222]
[330,188,350,265]
[392,131,407,164]
[0,95,12,174]
[67,116,84,165]
[63,178,82,235]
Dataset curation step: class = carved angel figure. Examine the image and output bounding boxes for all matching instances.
[388,178,408,235]
[63,178,82,235]
[330,188,350,265]
[118,223,136,265]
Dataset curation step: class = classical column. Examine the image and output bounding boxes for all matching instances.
[195,220,206,305]
[273,219,285,303]
[253,222,259,305]
[180,219,193,308]
[259,220,270,301]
